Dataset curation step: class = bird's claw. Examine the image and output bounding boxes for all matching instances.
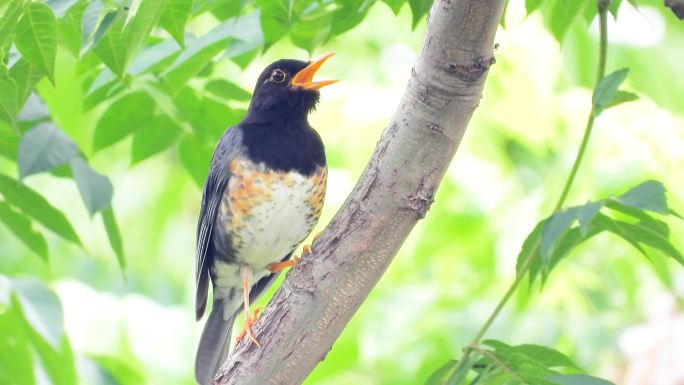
[235,306,263,347]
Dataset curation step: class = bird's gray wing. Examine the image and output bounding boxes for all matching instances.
[195,127,243,320]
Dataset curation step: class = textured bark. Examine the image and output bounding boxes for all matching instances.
[215,1,504,383]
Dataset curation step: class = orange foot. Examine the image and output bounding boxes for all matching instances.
[267,244,314,273]
[235,306,263,347]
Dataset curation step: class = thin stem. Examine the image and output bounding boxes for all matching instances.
[445,2,611,383]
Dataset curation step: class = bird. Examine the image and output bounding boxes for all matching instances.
[194,52,336,385]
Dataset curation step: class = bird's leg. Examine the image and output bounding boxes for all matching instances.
[235,268,261,347]
[267,243,315,273]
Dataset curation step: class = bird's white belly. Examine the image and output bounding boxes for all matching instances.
[218,159,326,270]
[233,179,316,267]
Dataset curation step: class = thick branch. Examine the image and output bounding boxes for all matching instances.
[215,1,504,383]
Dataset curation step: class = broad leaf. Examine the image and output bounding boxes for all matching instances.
[160,0,194,47]
[81,0,105,52]
[93,92,155,152]
[92,10,128,78]
[11,278,63,350]
[604,90,638,109]
[541,209,578,266]
[382,0,406,15]
[290,12,331,53]
[525,0,544,14]
[204,79,251,101]
[178,134,212,187]
[14,2,58,84]
[408,0,432,29]
[548,374,614,385]
[513,344,581,370]
[549,0,588,42]
[0,74,18,125]
[101,207,125,270]
[88,355,145,385]
[0,1,27,54]
[57,0,86,56]
[17,123,79,179]
[163,19,237,91]
[592,68,629,116]
[225,11,263,61]
[0,295,35,385]
[425,360,458,385]
[125,0,168,66]
[9,59,45,109]
[131,114,183,164]
[614,180,668,215]
[70,158,113,216]
[0,202,48,260]
[0,174,81,245]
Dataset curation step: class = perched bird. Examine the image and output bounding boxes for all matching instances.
[194,53,336,385]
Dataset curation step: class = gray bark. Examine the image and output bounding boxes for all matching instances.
[215,0,505,383]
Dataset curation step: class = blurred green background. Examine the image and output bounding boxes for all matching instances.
[1,0,683,384]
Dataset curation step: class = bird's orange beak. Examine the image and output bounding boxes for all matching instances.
[291,52,338,90]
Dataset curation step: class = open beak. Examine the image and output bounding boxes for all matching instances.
[291,52,338,90]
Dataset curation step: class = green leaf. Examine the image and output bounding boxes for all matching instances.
[9,59,45,109]
[124,0,168,64]
[204,79,251,101]
[92,10,128,78]
[70,158,113,216]
[101,207,125,270]
[0,121,19,160]
[408,0,432,29]
[592,68,629,116]
[88,355,144,385]
[18,123,79,179]
[597,214,683,264]
[224,11,263,60]
[0,74,18,126]
[0,0,27,55]
[425,360,458,385]
[608,0,624,18]
[11,278,63,350]
[382,0,406,15]
[57,0,86,56]
[131,114,182,164]
[14,2,59,84]
[525,0,544,14]
[178,134,212,187]
[513,344,582,370]
[290,12,331,53]
[45,0,80,17]
[0,174,81,246]
[516,221,543,283]
[541,209,578,267]
[0,295,35,385]
[81,0,105,51]
[160,0,194,47]
[92,91,155,152]
[603,90,637,109]
[162,21,234,92]
[548,374,614,385]
[577,201,603,236]
[614,180,668,215]
[0,201,48,260]
[549,0,588,42]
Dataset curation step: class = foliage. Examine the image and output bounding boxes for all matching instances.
[0,0,683,384]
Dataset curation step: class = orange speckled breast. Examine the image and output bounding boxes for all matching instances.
[213,158,326,270]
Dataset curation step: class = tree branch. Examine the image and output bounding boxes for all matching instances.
[215,1,505,383]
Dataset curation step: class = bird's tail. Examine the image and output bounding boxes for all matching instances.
[195,299,235,385]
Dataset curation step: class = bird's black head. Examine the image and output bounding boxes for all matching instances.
[243,53,336,125]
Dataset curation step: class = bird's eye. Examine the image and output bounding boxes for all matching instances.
[270,69,286,83]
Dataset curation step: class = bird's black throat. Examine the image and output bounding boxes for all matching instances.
[238,120,326,176]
